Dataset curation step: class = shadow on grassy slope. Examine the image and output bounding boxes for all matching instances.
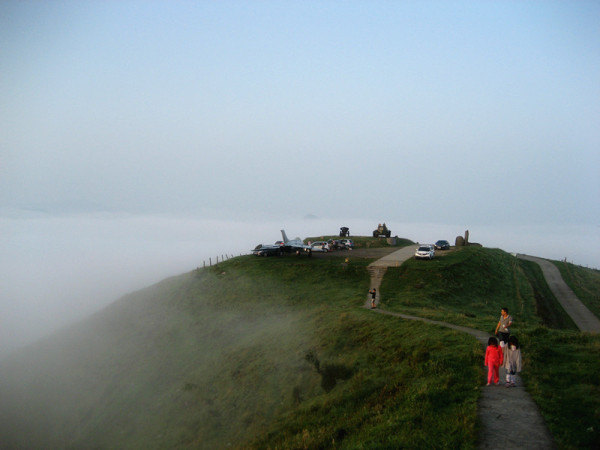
[518,259,578,330]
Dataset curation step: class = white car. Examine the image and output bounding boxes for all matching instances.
[310,241,329,252]
[415,245,435,260]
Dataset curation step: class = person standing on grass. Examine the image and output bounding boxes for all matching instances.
[495,307,513,345]
[502,335,522,387]
[369,288,377,309]
[484,336,503,386]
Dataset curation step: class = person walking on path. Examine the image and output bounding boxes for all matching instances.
[369,288,377,309]
[484,336,503,386]
[502,336,522,387]
[495,307,513,344]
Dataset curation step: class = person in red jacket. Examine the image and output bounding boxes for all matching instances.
[484,336,504,385]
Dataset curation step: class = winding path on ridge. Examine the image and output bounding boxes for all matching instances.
[365,245,557,449]
[516,254,600,333]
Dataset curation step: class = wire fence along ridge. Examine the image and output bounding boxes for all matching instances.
[198,253,248,269]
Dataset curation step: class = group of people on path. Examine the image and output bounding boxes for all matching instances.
[485,307,522,387]
[367,288,522,387]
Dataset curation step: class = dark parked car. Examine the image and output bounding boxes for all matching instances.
[340,239,354,249]
[252,244,283,257]
[327,239,343,250]
[435,240,450,250]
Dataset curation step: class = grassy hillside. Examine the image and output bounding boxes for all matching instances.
[520,328,600,449]
[0,244,598,448]
[380,246,600,448]
[250,318,480,449]
[380,247,542,332]
[521,260,600,448]
[0,252,480,449]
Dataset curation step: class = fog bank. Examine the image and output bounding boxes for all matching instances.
[1,212,598,359]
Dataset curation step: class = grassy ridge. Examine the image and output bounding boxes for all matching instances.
[1,244,599,448]
[155,255,480,448]
[0,253,481,449]
[379,246,600,448]
[380,246,541,332]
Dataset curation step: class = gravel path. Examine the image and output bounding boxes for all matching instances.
[366,246,555,449]
[517,254,600,333]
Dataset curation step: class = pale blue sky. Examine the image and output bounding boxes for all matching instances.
[1,1,599,224]
[1,1,600,356]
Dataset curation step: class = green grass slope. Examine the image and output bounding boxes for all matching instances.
[380,246,600,448]
[0,252,480,449]
[521,328,600,449]
[380,247,542,332]
[0,245,598,448]
[520,261,600,449]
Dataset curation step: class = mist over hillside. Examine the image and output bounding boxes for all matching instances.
[2,211,599,360]
[2,2,599,445]
[0,248,486,448]
[0,267,325,448]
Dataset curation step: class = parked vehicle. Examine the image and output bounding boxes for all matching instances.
[340,239,354,249]
[327,239,343,250]
[310,241,329,252]
[252,244,283,257]
[435,240,450,250]
[415,245,435,260]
